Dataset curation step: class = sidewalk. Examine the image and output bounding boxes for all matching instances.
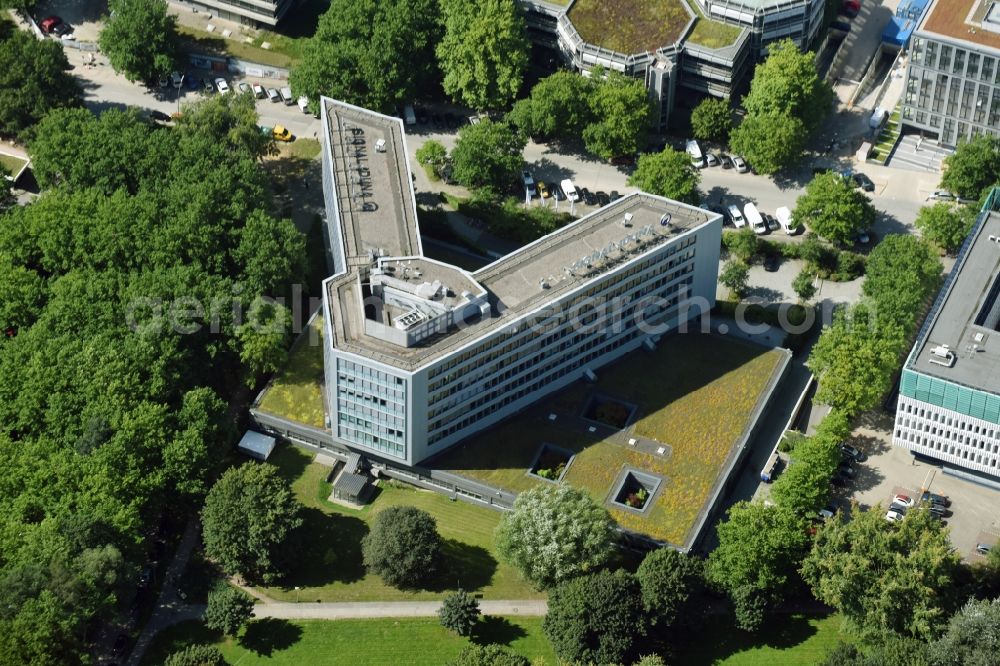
[253,600,549,620]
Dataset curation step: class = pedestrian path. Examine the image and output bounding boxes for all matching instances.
[254,600,548,620]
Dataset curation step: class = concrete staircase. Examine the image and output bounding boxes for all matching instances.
[886,134,953,173]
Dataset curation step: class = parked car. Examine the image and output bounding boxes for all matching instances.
[138,566,153,588]
[238,82,251,94]
[521,170,536,197]
[112,633,128,657]
[214,78,230,94]
[728,204,745,228]
[267,87,281,103]
[202,77,215,93]
[920,490,951,507]
[184,74,200,90]
[885,509,905,522]
[39,16,61,33]
[280,87,294,105]
[977,543,993,556]
[892,494,914,508]
[553,184,566,201]
[595,191,611,206]
[733,155,749,173]
[149,110,171,123]
[52,22,74,38]
[855,230,871,244]
[170,71,184,88]
[709,205,729,224]
[609,190,622,202]
[853,172,875,192]
[818,508,835,519]
[720,154,734,169]
[929,190,956,201]
[581,188,597,206]
[537,181,551,199]
[838,463,857,479]
[889,500,909,513]
[416,106,429,125]
[251,82,265,98]
[840,443,866,462]
[706,152,720,167]
[764,213,781,232]
[561,178,580,203]
[763,254,780,272]
[926,503,950,518]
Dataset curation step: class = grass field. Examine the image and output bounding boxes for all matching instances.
[280,138,321,161]
[0,152,27,179]
[674,613,847,664]
[256,446,544,602]
[142,616,555,666]
[432,334,785,545]
[569,0,692,53]
[255,317,326,428]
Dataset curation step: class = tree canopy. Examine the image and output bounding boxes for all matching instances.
[719,260,750,298]
[438,590,481,636]
[202,463,303,584]
[793,172,877,246]
[729,112,806,176]
[915,202,975,255]
[929,597,1000,666]
[861,233,941,332]
[99,0,179,83]
[691,97,732,144]
[507,71,594,140]
[770,427,839,516]
[450,120,526,194]
[495,484,616,589]
[0,28,80,138]
[448,644,530,666]
[289,0,441,114]
[437,0,529,110]
[204,586,255,637]
[635,548,704,627]
[801,505,962,641]
[627,147,701,204]
[543,569,646,665]
[940,135,1000,201]
[361,506,442,588]
[583,71,654,160]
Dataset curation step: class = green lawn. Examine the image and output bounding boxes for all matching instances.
[568,0,691,53]
[0,152,27,178]
[256,446,544,602]
[143,616,555,666]
[255,317,326,428]
[178,25,295,69]
[432,334,786,545]
[675,613,848,664]
[281,138,321,161]
[684,0,744,48]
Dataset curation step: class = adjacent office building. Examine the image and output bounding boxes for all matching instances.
[319,98,723,466]
[187,0,297,27]
[901,0,1000,146]
[893,198,1000,482]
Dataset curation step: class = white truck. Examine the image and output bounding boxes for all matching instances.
[775,206,800,234]
[744,202,767,235]
[686,139,704,168]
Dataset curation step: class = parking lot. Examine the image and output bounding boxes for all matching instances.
[837,413,1000,562]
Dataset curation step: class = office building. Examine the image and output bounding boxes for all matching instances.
[188,0,297,27]
[319,98,723,466]
[893,192,1000,482]
[901,0,1000,146]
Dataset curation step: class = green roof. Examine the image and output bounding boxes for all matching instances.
[568,0,692,53]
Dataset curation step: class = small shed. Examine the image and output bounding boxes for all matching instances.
[237,430,276,461]
[332,471,370,503]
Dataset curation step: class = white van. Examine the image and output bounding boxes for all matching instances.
[727,204,745,228]
[403,104,417,126]
[560,178,579,202]
[775,206,800,235]
[686,139,704,168]
[744,202,767,235]
[297,96,310,113]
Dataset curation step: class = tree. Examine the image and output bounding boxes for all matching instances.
[691,97,733,144]
[862,234,941,332]
[792,269,817,302]
[99,0,178,83]
[930,597,1000,666]
[729,112,806,175]
[635,548,704,627]
[204,586,254,637]
[448,644,530,666]
[770,432,839,516]
[719,260,750,298]
[438,590,481,636]
[416,140,448,168]
[741,39,833,134]
[801,504,962,641]
[793,172,877,246]
[0,30,80,137]
[164,644,227,666]
[821,637,931,666]
[437,0,529,110]
[706,502,810,630]
[289,0,441,114]
[235,299,291,382]
[362,506,441,588]
[634,656,667,666]
[583,70,654,160]
[940,135,1000,201]
[201,463,303,584]
[725,228,760,263]
[628,148,701,204]
[543,569,646,665]
[0,258,47,334]
[506,71,595,140]
[494,484,616,589]
[450,120,526,193]
[915,202,975,255]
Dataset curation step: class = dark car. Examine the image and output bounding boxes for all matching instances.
[112,634,128,658]
[920,490,950,507]
[763,254,780,272]
[202,77,214,93]
[709,205,729,224]
[595,191,611,206]
[184,73,199,90]
[581,188,597,206]
[720,154,734,169]
[837,462,857,479]
[831,474,848,487]
[138,566,153,588]
[416,107,429,125]
[431,113,444,129]
[840,443,866,462]
[853,172,875,192]
[52,22,74,37]
[926,503,951,518]
[609,190,622,202]
[149,110,171,123]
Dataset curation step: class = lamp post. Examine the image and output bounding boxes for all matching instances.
[294,586,301,603]
[175,74,186,115]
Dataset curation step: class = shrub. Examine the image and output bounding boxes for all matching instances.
[438,590,481,636]
[448,644,530,666]
[204,586,254,637]
[362,506,442,588]
[164,645,227,666]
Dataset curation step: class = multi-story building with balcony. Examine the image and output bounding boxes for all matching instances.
[319,98,723,466]
[901,0,1000,146]
[187,0,297,27]
[893,190,1000,483]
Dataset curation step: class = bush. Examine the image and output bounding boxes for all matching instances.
[830,250,865,282]
[635,548,704,627]
[448,644,530,666]
[165,645,227,666]
[778,431,807,454]
[450,195,576,244]
[438,590,481,636]
[362,506,441,588]
[204,586,254,637]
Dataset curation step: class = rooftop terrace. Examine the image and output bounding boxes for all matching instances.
[908,212,1000,391]
[920,0,1000,51]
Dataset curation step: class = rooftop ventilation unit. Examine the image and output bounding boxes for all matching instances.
[623,212,634,227]
[540,278,550,289]
[394,310,426,330]
[928,344,956,367]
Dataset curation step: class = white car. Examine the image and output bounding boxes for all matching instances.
[214,78,230,94]
[728,205,745,228]
[733,155,749,173]
[522,170,536,197]
[891,494,914,508]
[885,510,905,522]
[560,178,580,203]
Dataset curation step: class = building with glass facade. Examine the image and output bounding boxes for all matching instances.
[901,0,1000,147]
[319,98,723,466]
[187,0,297,27]
[893,192,1000,480]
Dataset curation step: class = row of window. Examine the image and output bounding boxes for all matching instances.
[905,68,1000,129]
[911,38,1000,86]
[895,430,1000,469]
[898,400,998,439]
[896,417,1000,453]
[337,424,405,458]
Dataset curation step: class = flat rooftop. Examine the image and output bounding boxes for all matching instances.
[567,0,693,53]
[919,0,1000,51]
[909,212,1000,391]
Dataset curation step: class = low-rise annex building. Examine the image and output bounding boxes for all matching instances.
[317,98,724,466]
